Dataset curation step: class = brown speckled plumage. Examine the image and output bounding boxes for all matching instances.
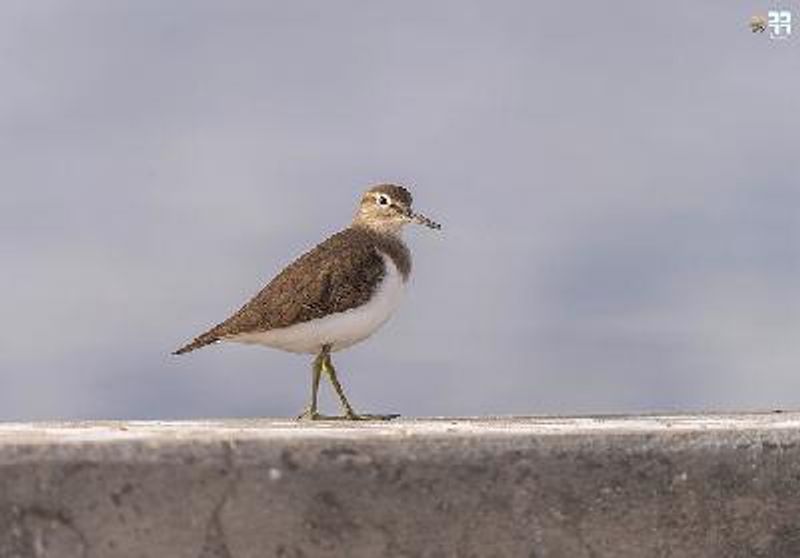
[173,225,411,355]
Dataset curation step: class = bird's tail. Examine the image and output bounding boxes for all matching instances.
[172,332,219,355]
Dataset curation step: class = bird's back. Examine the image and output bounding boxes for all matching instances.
[173,226,410,355]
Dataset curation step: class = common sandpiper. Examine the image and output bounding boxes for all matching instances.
[174,184,440,420]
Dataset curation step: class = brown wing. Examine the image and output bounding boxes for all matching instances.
[173,228,385,354]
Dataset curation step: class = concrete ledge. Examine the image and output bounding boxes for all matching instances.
[2,412,800,557]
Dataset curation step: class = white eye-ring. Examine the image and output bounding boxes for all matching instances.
[377,194,390,206]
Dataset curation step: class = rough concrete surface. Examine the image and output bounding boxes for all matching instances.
[1,412,800,557]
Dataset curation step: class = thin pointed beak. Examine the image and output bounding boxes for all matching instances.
[409,210,441,230]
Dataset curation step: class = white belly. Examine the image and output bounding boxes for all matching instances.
[226,252,406,354]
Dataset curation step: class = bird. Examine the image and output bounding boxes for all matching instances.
[173,184,441,420]
[749,14,767,33]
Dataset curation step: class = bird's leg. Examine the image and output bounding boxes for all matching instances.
[320,348,357,418]
[322,349,399,421]
[296,350,325,420]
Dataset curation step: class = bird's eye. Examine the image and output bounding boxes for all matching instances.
[378,195,389,206]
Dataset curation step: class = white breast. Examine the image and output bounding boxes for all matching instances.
[227,252,406,354]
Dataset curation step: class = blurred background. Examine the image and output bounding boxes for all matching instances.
[1,1,797,420]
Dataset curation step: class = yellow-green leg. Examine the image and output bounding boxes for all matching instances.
[296,350,325,420]
[321,347,399,421]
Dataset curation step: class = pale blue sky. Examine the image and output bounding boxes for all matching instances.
[1,1,798,420]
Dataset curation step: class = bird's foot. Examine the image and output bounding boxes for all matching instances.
[296,408,400,421]
[344,411,401,421]
[297,410,360,421]
[296,409,324,421]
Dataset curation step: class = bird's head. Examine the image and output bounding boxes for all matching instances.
[353,184,441,235]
